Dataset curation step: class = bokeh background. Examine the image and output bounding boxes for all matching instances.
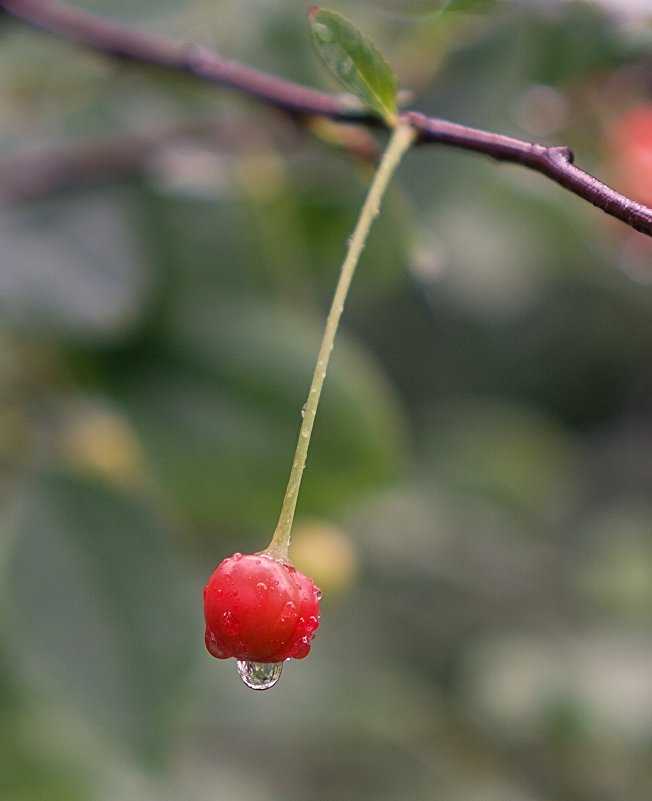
[1,0,652,799]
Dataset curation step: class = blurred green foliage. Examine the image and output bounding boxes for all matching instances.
[1,1,652,800]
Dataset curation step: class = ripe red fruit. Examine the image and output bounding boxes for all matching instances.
[203,552,321,662]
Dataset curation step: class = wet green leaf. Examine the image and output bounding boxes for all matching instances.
[309,7,398,125]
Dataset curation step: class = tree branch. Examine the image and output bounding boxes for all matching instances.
[406,112,652,236]
[0,0,363,121]
[1,0,651,236]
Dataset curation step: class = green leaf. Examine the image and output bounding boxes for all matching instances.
[3,472,195,766]
[112,299,408,534]
[309,7,398,125]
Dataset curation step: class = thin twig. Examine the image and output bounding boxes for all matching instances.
[406,112,652,236]
[0,0,363,121]
[1,0,651,236]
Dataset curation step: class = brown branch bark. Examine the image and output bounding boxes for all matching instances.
[0,0,361,120]
[1,0,651,236]
[406,113,652,236]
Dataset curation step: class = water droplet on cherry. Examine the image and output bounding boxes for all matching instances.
[205,626,230,658]
[287,636,311,659]
[236,660,283,691]
[221,611,239,636]
[279,600,296,622]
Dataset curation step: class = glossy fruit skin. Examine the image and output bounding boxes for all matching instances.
[203,553,321,662]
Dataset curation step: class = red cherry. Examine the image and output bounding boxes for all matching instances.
[203,552,321,662]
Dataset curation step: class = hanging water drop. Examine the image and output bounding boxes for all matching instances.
[236,660,284,690]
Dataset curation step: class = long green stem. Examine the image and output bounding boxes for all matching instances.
[265,121,416,562]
